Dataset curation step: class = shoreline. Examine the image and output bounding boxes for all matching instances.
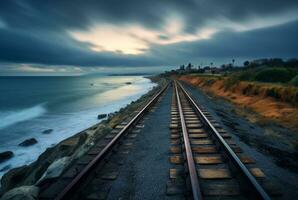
[0,76,165,195]
[1,76,297,198]
[0,75,156,177]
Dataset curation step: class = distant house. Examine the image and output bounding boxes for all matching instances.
[211,67,220,74]
[250,59,268,65]
[203,66,211,73]
[202,66,220,74]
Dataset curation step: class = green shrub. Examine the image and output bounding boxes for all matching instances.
[290,75,298,87]
[254,68,293,83]
[237,70,255,81]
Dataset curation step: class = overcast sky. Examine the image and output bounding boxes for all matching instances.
[0,0,297,75]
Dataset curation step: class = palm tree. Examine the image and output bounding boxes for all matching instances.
[232,59,235,66]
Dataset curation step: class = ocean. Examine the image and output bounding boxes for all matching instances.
[0,75,156,177]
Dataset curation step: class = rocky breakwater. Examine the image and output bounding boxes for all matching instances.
[0,78,166,200]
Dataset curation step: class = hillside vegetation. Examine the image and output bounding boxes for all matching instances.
[219,59,298,105]
[231,67,298,86]
[222,75,298,106]
[178,73,298,130]
[226,59,298,86]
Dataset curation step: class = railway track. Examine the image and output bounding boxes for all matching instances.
[39,84,168,200]
[38,80,280,200]
[168,81,275,200]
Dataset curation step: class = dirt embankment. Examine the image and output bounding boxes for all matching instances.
[178,74,298,172]
[178,75,298,129]
[178,75,298,146]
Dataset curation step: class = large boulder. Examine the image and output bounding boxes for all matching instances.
[0,151,14,163]
[1,132,88,193]
[37,157,70,185]
[0,166,30,193]
[18,138,37,147]
[0,186,39,200]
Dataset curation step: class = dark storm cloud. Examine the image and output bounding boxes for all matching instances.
[0,0,297,69]
[0,27,165,66]
[150,20,298,64]
[1,0,298,32]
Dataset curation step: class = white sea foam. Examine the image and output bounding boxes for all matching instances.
[0,76,155,178]
[0,104,46,129]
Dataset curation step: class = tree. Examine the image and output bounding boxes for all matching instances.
[243,61,249,66]
[210,62,213,67]
[186,63,192,70]
[232,59,235,66]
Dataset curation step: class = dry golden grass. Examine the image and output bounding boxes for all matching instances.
[178,75,298,131]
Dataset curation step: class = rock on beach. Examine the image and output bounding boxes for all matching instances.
[0,151,14,163]
[18,138,38,147]
[42,129,53,134]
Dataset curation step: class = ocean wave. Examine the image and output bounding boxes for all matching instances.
[0,104,46,129]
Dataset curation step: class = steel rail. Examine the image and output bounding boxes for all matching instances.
[174,82,202,200]
[55,84,168,200]
[177,81,271,200]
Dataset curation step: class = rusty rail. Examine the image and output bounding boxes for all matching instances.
[174,82,203,200]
